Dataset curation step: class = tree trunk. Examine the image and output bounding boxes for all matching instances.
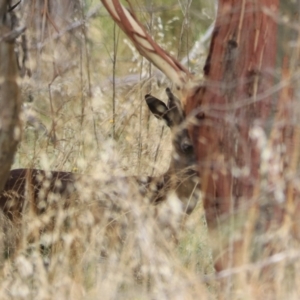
[0,1,22,191]
[186,0,279,274]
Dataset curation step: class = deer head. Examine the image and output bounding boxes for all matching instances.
[145,88,199,214]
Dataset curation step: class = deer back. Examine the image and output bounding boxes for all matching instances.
[0,168,76,224]
[0,88,199,222]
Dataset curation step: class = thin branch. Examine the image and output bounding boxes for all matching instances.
[101,0,192,90]
[35,4,102,51]
[202,249,300,282]
[0,25,26,42]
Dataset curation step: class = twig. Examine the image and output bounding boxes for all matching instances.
[34,4,102,51]
[0,25,26,42]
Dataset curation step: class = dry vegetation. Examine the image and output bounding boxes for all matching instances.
[0,1,214,299]
[3,1,300,299]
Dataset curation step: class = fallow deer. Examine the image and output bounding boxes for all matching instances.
[0,88,199,226]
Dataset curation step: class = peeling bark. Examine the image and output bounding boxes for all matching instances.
[186,0,279,273]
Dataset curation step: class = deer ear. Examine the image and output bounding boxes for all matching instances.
[165,88,184,125]
[145,94,172,126]
[166,87,181,111]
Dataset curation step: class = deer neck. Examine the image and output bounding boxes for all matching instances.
[161,163,199,214]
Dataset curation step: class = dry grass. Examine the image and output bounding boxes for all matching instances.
[0,2,214,299]
[2,1,300,299]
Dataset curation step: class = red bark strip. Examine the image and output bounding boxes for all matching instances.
[101,0,192,90]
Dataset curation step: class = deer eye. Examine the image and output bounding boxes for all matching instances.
[181,142,193,153]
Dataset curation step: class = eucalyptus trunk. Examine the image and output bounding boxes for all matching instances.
[186,0,279,273]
